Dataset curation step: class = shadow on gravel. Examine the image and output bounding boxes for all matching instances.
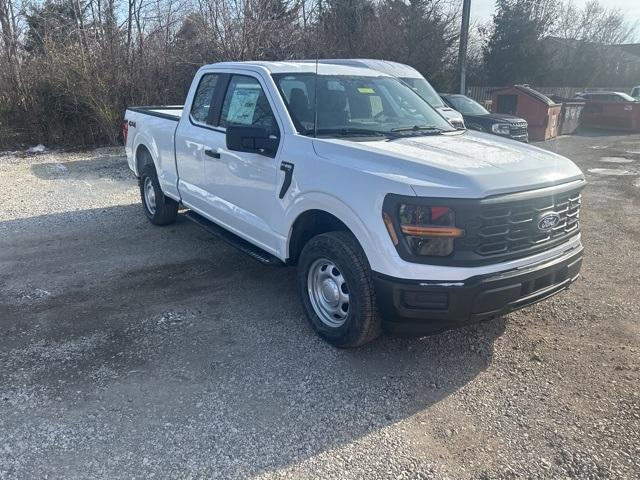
[0,204,506,478]
[30,155,130,181]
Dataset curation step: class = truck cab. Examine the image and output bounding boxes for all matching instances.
[124,61,584,347]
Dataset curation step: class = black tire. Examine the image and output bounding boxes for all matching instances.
[139,164,178,225]
[297,231,381,348]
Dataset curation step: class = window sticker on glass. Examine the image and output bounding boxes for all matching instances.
[227,88,261,125]
[370,96,383,116]
[358,87,375,94]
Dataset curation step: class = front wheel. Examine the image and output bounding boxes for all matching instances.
[297,231,381,348]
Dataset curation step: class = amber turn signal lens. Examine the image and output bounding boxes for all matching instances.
[383,212,399,245]
[400,225,464,238]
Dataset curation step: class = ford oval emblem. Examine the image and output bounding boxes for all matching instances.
[537,212,561,231]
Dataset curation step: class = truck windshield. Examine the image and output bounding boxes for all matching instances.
[273,73,454,137]
[444,95,490,115]
[399,77,445,108]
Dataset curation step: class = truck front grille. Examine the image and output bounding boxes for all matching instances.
[461,188,582,257]
[382,181,584,267]
[509,122,528,137]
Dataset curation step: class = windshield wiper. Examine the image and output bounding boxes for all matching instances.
[390,124,444,134]
[311,127,391,137]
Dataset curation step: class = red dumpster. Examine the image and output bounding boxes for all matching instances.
[548,95,585,135]
[490,85,561,141]
[579,95,640,132]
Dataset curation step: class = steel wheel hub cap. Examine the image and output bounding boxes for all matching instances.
[144,177,156,215]
[321,279,340,305]
[307,259,350,328]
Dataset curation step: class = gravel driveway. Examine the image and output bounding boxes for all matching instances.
[1,133,639,479]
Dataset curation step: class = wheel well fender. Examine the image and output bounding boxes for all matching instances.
[286,199,375,266]
[133,134,159,176]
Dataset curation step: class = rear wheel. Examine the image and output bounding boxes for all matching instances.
[297,231,381,348]
[139,164,178,225]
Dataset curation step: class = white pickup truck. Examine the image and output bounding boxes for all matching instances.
[124,61,585,347]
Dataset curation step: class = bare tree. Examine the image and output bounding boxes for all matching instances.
[0,0,20,87]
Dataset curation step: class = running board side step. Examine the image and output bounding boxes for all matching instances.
[184,211,285,266]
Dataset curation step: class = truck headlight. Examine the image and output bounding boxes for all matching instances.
[383,205,464,257]
[491,123,510,135]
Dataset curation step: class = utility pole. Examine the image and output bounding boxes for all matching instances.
[458,0,472,94]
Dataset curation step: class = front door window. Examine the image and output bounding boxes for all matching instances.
[219,75,279,136]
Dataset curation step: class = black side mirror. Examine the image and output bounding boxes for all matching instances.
[226,125,279,157]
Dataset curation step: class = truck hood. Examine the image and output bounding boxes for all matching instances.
[313,130,584,198]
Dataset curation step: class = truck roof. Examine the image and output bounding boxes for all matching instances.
[298,59,422,78]
[205,61,390,77]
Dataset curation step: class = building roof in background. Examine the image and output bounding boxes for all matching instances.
[544,37,640,63]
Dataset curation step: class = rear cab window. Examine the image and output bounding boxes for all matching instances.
[190,73,221,126]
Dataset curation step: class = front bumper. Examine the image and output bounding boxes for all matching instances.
[509,133,529,142]
[496,131,528,142]
[373,245,583,336]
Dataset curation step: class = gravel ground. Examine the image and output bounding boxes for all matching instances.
[0,133,639,479]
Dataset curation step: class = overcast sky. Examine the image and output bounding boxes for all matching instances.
[471,0,640,33]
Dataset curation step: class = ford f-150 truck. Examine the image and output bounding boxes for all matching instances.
[124,61,585,348]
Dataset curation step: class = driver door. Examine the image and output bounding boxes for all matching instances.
[203,74,283,255]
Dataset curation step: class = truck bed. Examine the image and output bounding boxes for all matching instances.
[124,105,184,200]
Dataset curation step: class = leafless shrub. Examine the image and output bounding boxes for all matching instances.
[1,0,635,148]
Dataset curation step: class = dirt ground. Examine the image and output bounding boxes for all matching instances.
[0,132,639,479]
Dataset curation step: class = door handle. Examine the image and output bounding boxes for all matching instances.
[204,149,220,159]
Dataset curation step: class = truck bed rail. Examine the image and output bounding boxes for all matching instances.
[128,106,183,121]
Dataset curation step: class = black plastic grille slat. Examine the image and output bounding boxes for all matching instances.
[510,123,528,136]
[469,189,582,257]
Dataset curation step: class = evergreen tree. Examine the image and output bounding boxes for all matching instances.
[483,0,557,85]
